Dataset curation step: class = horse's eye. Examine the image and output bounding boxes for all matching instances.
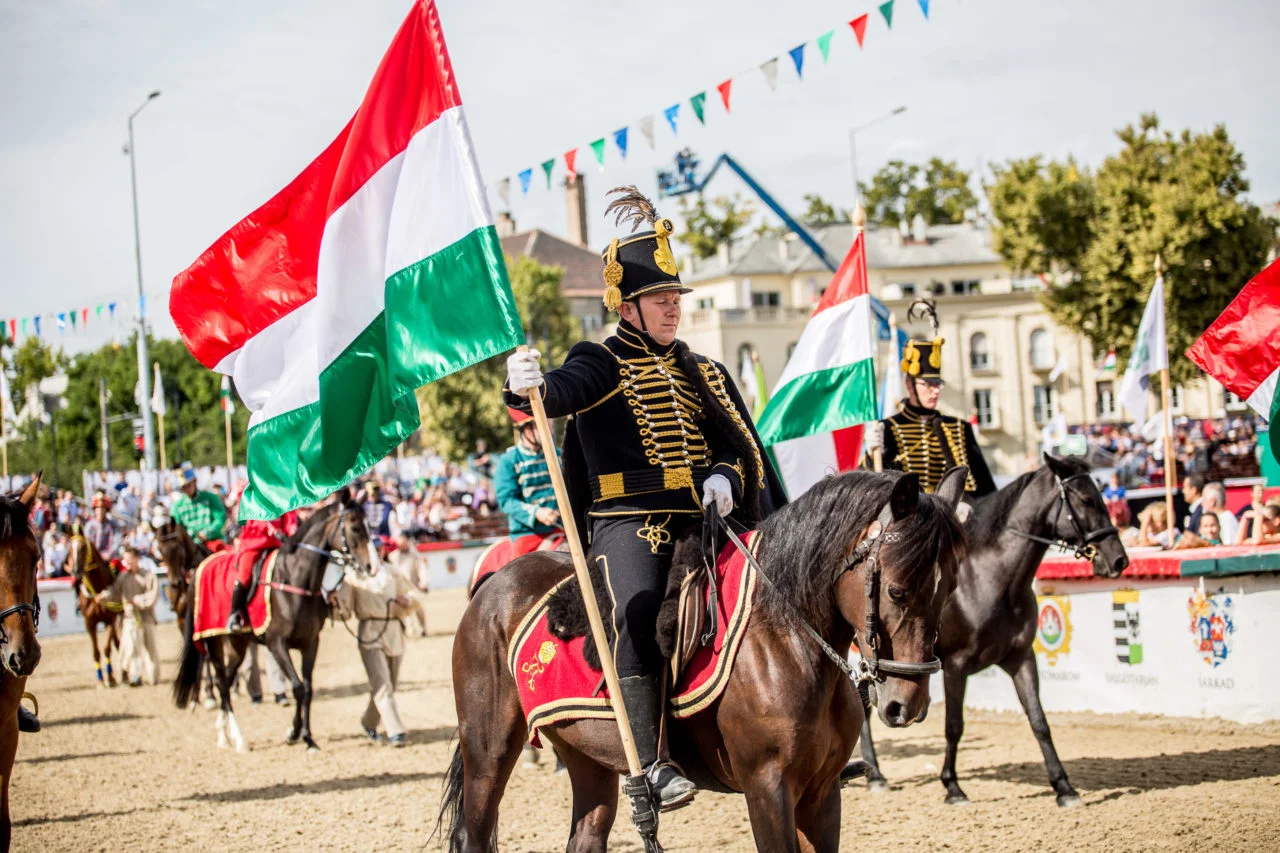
[887,585,908,605]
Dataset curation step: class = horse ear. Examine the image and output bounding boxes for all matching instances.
[1042,451,1069,477]
[18,471,42,512]
[934,466,969,510]
[889,473,920,521]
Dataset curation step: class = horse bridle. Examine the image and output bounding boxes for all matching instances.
[292,505,362,574]
[1007,471,1118,561]
[0,532,41,643]
[718,497,942,694]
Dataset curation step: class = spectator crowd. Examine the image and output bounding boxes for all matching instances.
[1070,414,1266,487]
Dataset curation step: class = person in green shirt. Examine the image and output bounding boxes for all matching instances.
[170,461,228,545]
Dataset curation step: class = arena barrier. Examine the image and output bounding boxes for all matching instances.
[36,576,178,638]
[959,545,1280,724]
[415,537,501,591]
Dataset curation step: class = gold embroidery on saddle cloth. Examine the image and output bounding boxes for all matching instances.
[636,515,673,555]
[697,362,766,489]
[522,640,558,692]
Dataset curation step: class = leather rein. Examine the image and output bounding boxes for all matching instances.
[1006,471,1118,561]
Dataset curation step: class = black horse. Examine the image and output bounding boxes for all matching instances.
[854,453,1128,808]
[173,496,372,751]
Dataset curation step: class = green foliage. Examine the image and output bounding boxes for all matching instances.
[414,255,579,461]
[987,112,1275,386]
[2,334,250,491]
[860,158,978,228]
[799,193,848,228]
[676,193,757,259]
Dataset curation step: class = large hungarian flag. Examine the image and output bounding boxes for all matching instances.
[171,0,522,519]
[756,231,879,497]
[1186,258,1280,463]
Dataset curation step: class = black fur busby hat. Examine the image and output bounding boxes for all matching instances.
[599,186,691,312]
[902,298,945,384]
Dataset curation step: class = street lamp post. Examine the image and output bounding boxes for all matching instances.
[127,90,161,474]
[849,105,907,210]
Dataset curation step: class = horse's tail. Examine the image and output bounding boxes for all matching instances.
[431,742,470,853]
[172,598,202,708]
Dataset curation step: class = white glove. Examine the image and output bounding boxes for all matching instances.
[506,349,544,397]
[702,474,734,518]
[863,421,884,452]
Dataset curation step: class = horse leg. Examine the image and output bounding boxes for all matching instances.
[105,619,119,687]
[794,779,842,853]
[223,639,251,753]
[450,692,526,852]
[858,715,888,792]
[939,665,971,805]
[206,640,232,748]
[0,689,19,853]
[1002,651,1081,808]
[86,618,104,687]
[267,639,304,744]
[742,769,801,853]
[298,635,320,751]
[202,656,217,708]
[555,740,617,853]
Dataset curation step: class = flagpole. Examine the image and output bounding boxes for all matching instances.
[855,202,883,473]
[1155,255,1177,532]
[157,412,167,471]
[1,406,7,480]
[224,401,234,493]
[517,346,648,783]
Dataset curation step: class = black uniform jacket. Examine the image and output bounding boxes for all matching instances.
[505,321,788,549]
[881,403,997,498]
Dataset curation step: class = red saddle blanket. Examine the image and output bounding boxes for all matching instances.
[509,532,758,746]
[469,532,565,596]
[192,550,279,652]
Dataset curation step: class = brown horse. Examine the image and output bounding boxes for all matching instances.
[437,468,968,853]
[66,534,122,686]
[0,475,45,852]
[153,517,206,621]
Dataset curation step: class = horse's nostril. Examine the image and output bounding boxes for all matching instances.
[1116,555,1130,572]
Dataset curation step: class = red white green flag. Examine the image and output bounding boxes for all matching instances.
[1186,257,1280,462]
[170,0,521,520]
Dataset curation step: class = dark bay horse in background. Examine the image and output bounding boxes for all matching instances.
[173,497,370,752]
[153,517,207,621]
[854,453,1128,808]
[438,469,969,853]
[0,476,44,852]
[67,534,121,686]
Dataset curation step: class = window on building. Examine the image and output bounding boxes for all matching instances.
[1225,389,1247,411]
[973,389,994,428]
[950,279,981,296]
[894,282,917,298]
[1029,328,1055,371]
[750,291,781,308]
[1170,385,1184,413]
[1033,385,1055,425]
[695,297,715,310]
[930,281,946,296]
[969,333,991,371]
[1096,381,1117,419]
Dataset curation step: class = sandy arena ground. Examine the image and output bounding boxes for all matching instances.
[12,586,1280,852]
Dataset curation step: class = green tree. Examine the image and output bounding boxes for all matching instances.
[860,158,978,228]
[987,112,1275,386]
[415,255,580,461]
[7,337,65,414]
[676,193,756,259]
[799,193,847,228]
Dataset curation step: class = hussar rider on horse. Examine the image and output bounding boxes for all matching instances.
[504,186,788,810]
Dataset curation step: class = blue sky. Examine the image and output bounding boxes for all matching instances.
[2,0,1276,353]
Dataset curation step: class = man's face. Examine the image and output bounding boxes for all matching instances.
[1199,514,1221,541]
[520,423,541,450]
[122,552,139,572]
[626,291,682,346]
[1253,485,1266,503]
[909,378,943,410]
[94,506,106,521]
[476,440,486,453]
[1181,479,1199,502]
[182,480,197,498]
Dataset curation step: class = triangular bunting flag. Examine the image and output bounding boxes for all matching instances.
[918,0,929,19]
[690,92,707,125]
[850,14,869,47]
[82,308,88,327]
[760,57,779,91]
[816,30,834,62]
[613,127,628,160]
[590,138,606,169]
[57,313,66,333]
[20,318,27,335]
[497,177,510,206]
[564,149,578,179]
[95,304,103,318]
[638,116,656,148]
[663,104,679,135]
[541,158,555,189]
[879,0,894,28]
[6,319,13,342]
[717,79,733,111]
[788,44,805,78]
[518,168,533,195]
[69,310,76,330]
[32,317,40,337]
[108,302,117,319]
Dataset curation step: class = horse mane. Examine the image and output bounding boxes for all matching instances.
[965,456,1091,551]
[754,470,965,634]
[0,494,30,542]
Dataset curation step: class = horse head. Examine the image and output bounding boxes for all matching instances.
[0,474,44,677]
[1042,453,1129,579]
[835,468,967,728]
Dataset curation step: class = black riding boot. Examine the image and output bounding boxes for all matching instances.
[17,705,39,734]
[226,582,250,631]
[618,674,696,811]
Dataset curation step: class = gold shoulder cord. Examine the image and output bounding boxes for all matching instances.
[698,362,765,489]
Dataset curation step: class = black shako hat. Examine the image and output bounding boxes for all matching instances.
[599,185,691,312]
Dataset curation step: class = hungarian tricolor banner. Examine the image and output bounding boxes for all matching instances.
[1186,258,1280,463]
[171,0,522,519]
[756,231,878,498]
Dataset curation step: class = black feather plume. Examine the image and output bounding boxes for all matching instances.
[604,185,660,233]
[907,298,940,336]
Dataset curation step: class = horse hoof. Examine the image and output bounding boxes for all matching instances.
[203,698,217,710]
[945,794,971,806]
[1057,793,1083,809]
[867,778,890,794]
[306,743,321,753]
[235,742,250,754]
[286,731,300,745]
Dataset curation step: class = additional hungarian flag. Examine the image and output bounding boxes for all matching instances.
[1187,258,1280,462]
[1118,271,1167,422]
[171,0,521,519]
[151,363,167,418]
[756,230,878,498]
[220,375,235,416]
[1097,349,1117,376]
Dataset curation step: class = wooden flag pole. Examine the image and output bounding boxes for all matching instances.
[1156,255,1177,531]
[518,347,646,779]
[224,403,235,493]
[157,412,167,472]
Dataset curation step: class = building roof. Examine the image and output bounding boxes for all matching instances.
[500,229,602,299]
[683,221,1002,284]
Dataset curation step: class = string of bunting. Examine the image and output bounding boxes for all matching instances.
[0,290,164,346]
[494,0,931,208]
